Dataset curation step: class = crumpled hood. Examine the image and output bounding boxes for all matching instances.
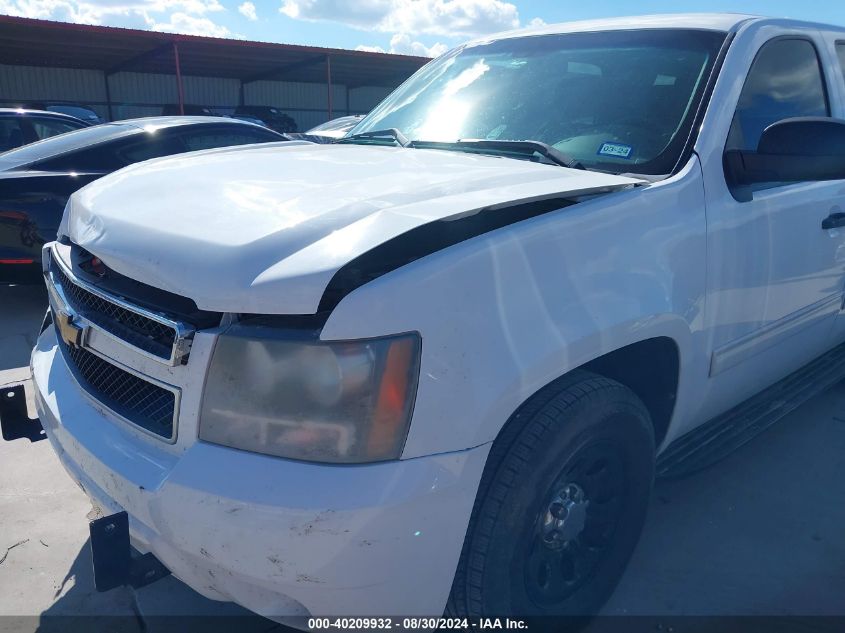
[67,142,642,314]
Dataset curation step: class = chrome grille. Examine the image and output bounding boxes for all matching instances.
[48,256,191,364]
[58,338,177,440]
[52,263,175,359]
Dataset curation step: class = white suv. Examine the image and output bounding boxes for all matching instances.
[30,13,845,621]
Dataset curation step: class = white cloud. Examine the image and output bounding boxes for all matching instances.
[0,0,229,35]
[281,0,520,37]
[151,10,230,36]
[355,43,385,53]
[356,32,447,58]
[237,0,255,20]
[388,32,446,57]
[291,0,550,58]
[527,16,545,28]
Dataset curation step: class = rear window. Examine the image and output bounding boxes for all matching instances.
[179,127,282,151]
[28,117,85,141]
[47,105,100,121]
[0,123,137,169]
[0,117,24,152]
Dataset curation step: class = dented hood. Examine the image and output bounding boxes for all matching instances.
[66,142,641,314]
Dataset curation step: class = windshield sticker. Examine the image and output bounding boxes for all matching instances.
[597,142,633,159]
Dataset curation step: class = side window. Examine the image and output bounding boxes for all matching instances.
[37,144,120,173]
[114,135,184,165]
[178,128,279,152]
[0,118,25,151]
[28,117,84,141]
[837,42,845,85]
[726,39,829,152]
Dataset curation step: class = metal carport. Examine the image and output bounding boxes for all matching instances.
[0,15,428,125]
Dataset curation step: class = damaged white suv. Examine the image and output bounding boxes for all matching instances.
[30,13,845,621]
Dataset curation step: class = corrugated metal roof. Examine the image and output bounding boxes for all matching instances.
[0,15,429,87]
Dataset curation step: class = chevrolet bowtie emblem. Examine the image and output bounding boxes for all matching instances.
[57,310,85,348]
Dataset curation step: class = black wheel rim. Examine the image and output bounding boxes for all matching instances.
[523,440,627,606]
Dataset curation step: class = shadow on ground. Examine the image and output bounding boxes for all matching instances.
[31,540,283,633]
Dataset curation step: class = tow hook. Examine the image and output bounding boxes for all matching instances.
[0,383,45,443]
[90,511,171,591]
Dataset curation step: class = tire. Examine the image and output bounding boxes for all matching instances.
[447,370,655,623]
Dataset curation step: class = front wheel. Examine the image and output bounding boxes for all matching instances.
[447,371,655,620]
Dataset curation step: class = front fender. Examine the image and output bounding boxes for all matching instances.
[321,158,707,458]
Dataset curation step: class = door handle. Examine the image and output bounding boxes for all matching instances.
[822,212,845,230]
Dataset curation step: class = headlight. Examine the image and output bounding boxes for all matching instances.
[199,323,421,463]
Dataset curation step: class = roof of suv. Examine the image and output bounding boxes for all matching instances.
[473,13,845,44]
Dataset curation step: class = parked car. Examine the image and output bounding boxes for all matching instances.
[28,13,845,622]
[0,116,286,283]
[306,115,365,140]
[233,105,297,133]
[21,102,103,125]
[0,108,89,151]
[230,114,269,127]
[161,104,220,117]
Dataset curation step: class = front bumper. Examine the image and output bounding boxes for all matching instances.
[32,329,490,617]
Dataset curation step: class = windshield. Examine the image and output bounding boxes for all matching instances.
[352,29,726,174]
[310,116,362,133]
[0,123,137,169]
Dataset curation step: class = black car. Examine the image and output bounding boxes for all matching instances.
[233,106,298,133]
[0,116,287,283]
[0,108,90,152]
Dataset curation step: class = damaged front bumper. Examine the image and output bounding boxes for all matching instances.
[31,328,490,618]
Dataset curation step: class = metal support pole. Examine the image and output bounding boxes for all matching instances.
[173,41,185,116]
[326,54,333,120]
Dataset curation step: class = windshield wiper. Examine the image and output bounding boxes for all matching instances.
[338,128,410,147]
[410,139,585,170]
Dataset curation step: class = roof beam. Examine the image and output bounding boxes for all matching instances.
[241,54,325,84]
[105,42,173,76]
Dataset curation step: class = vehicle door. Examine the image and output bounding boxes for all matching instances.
[698,29,845,412]
[824,37,845,346]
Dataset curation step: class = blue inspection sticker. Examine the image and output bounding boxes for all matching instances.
[597,141,634,159]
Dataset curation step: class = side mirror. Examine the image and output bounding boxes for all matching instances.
[724,117,845,186]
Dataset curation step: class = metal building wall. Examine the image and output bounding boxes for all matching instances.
[106,71,175,119]
[0,63,107,116]
[244,80,340,131]
[1,62,393,129]
[349,86,394,112]
[107,71,241,120]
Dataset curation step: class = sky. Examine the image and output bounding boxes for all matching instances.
[1,0,845,58]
